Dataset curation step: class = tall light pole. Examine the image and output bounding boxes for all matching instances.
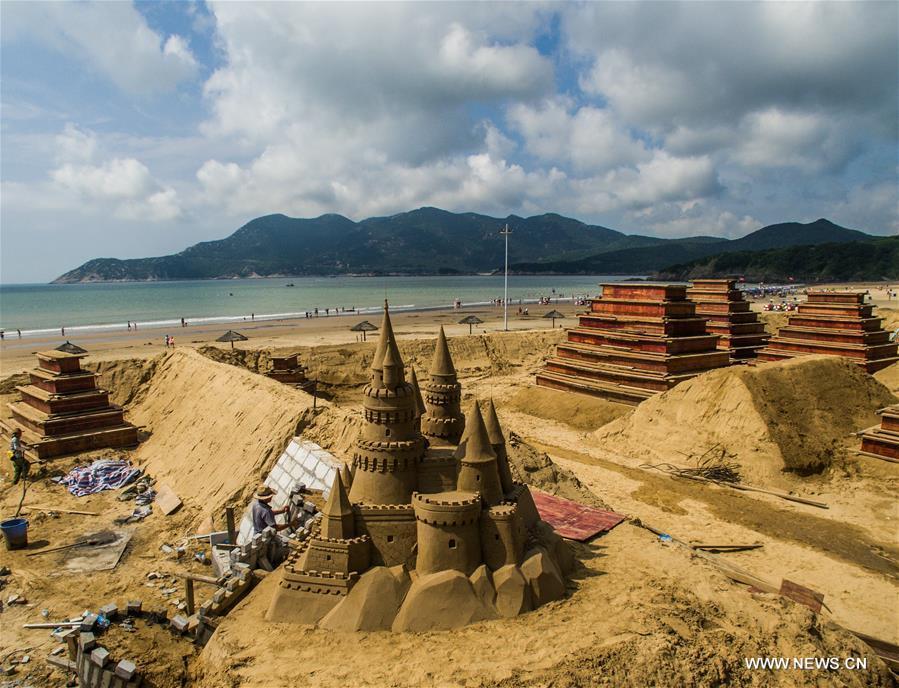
[500,224,512,331]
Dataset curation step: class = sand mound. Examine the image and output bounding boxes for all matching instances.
[508,385,630,431]
[593,356,896,484]
[0,372,28,395]
[874,361,899,395]
[125,349,317,514]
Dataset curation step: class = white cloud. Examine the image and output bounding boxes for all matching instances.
[55,123,97,163]
[3,2,198,95]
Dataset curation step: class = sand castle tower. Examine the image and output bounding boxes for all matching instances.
[456,402,504,506]
[483,398,514,495]
[350,302,426,506]
[421,326,465,442]
[409,367,426,435]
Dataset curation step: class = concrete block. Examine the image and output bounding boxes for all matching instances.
[170,615,190,634]
[126,600,142,616]
[99,603,118,619]
[114,659,136,680]
[80,613,99,632]
[91,646,110,667]
[212,589,226,604]
[100,669,114,688]
[79,632,97,652]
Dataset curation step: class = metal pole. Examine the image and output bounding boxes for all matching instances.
[500,224,512,331]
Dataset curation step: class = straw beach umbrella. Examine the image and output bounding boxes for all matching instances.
[56,341,88,354]
[458,315,483,335]
[216,330,248,349]
[543,310,565,328]
[350,320,378,342]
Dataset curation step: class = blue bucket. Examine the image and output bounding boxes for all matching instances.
[1,518,28,550]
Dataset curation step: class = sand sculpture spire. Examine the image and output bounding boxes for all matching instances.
[456,401,503,506]
[409,366,425,432]
[350,300,426,505]
[483,398,514,494]
[421,326,465,442]
[321,470,355,539]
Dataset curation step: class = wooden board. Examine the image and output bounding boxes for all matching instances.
[155,484,183,516]
[530,488,625,541]
[780,578,825,613]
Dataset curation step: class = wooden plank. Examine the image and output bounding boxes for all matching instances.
[155,484,182,516]
[780,578,825,613]
[22,505,98,516]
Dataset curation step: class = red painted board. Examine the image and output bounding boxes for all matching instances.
[530,488,626,541]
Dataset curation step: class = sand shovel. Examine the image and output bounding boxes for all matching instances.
[26,532,117,557]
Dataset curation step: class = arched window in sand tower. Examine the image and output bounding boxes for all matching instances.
[448,539,457,549]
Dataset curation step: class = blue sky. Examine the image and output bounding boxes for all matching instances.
[1,1,896,283]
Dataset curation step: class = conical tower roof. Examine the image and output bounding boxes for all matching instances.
[429,326,456,378]
[458,401,496,464]
[370,300,395,374]
[409,366,426,419]
[483,398,504,446]
[321,470,354,539]
[340,462,353,491]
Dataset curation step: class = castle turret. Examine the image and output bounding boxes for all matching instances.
[350,302,426,505]
[483,398,514,495]
[412,491,482,575]
[321,471,354,539]
[409,366,426,434]
[421,326,465,442]
[455,401,504,506]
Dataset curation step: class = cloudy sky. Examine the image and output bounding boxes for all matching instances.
[1,1,896,283]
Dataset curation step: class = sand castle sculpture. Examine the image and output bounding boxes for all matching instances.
[758,291,898,373]
[536,282,730,404]
[267,303,572,631]
[686,279,770,360]
[6,349,138,459]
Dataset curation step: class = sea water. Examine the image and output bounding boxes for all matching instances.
[0,275,636,338]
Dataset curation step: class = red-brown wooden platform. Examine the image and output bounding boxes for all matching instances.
[536,282,730,404]
[531,488,626,541]
[686,279,770,360]
[7,350,138,459]
[858,405,899,462]
[758,292,898,373]
[265,353,308,386]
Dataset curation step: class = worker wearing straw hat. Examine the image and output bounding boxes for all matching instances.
[251,484,291,535]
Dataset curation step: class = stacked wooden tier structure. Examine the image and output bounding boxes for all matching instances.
[858,405,899,462]
[265,354,308,386]
[758,292,898,373]
[7,350,138,459]
[536,282,731,404]
[686,279,769,360]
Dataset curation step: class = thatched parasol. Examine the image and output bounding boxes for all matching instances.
[55,341,88,355]
[350,320,378,342]
[216,330,248,349]
[543,310,565,328]
[458,314,484,335]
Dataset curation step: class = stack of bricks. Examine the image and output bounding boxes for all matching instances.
[6,350,138,459]
[686,279,770,360]
[265,353,308,386]
[859,405,899,462]
[536,282,731,404]
[758,292,899,373]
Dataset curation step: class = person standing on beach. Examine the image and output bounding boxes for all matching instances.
[8,428,30,485]
[164,334,169,348]
[61,327,65,336]
[17,329,21,339]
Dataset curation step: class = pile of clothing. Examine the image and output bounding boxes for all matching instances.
[54,459,141,497]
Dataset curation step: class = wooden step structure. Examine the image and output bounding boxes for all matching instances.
[858,405,899,462]
[758,292,899,373]
[686,279,770,359]
[265,353,308,386]
[7,350,138,460]
[536,282,731,405]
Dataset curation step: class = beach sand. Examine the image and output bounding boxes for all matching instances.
[0,282,896,687]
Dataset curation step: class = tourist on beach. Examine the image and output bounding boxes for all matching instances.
[8,428,30,485]
[61,327,65,336]
[17,329,21,339]
[251,313,255,321]
[164,334,170,348]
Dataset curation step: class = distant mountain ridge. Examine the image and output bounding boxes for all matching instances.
[52,210,875,283]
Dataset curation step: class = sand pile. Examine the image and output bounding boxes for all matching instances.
[124,349,316,515]
[593,356,896,484]
[508,385,630,431]
[874,362,899,395]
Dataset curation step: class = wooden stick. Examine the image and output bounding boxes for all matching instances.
[691,544,764,552]
[185,579,195,616]
[21,506,98,516]
[23,622,81,629]
[676,473,829,509]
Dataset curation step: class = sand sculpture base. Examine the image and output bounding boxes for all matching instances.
[759,292,898,373]
[686,279,769,359]
[536,282,730,404]
[7,350,138,459]
[859,405,899,461]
